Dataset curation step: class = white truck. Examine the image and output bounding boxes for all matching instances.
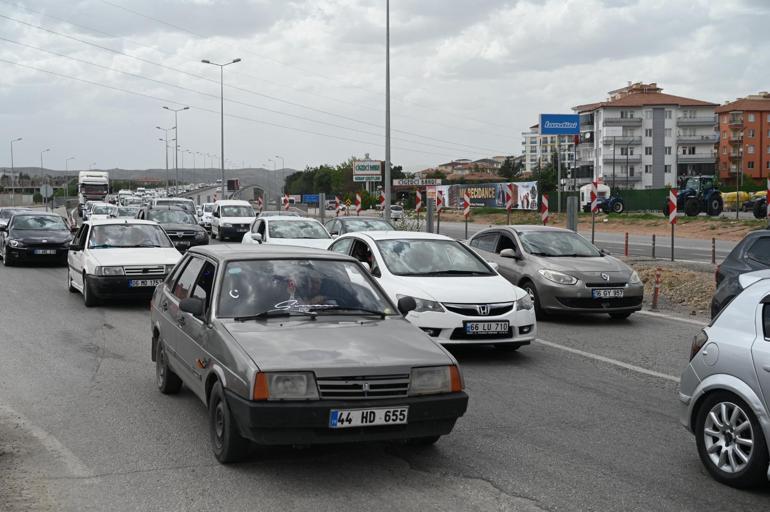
[78,171,109,217]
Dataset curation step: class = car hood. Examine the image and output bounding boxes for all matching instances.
[222,318,453,373]
[220,216,255,224]
[89,214,111,220]
[529,255,633,281]
[386,274,524,303]
[267,238,332,250]
[89,248,182,266]
[11,229,72,244]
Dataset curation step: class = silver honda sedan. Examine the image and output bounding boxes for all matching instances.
[150,245,468,463]
[679,270,770,488]
[468,226,644,319]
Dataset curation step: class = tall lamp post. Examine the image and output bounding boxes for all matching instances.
[9,137,22,206]
[162,106,189,195]
[383,0,392,222]
[201,57,241,200]
[64,156,75,204]
[40,148,50,210]
[156,126,174,194]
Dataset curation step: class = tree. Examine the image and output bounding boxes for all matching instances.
[499,157,523,181]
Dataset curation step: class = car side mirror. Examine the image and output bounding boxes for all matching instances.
[397,296,417,315]
[331,233,339,239]
[360,261,371,273]
[599,248,610,256]
[0,225,6,232]
[180,297,204,317]
[69,243,82,252]
[252,233,263,243]
[500,248,520,259]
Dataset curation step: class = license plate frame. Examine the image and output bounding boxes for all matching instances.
[33,249,57,255]
[128,279,163,288]
[329,406,409,429]
[591,288,625,299]
[463,320,510,335]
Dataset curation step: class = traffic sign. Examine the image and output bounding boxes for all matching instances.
[40,184,54,198]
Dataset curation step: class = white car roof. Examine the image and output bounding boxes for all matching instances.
[86,219,159,226]
[739,269,770,289]
[345,230,453,241]
[215,200,251,206]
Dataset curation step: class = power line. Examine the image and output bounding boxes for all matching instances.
[0,57,474,160]
[0,11,510,156]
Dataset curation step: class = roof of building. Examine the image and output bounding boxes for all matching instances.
[715,94,770,113]
[573,82,717,113]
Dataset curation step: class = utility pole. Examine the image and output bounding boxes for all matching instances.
[162,106,189,195]
[157,126,174,195]
[384,0,392,222]
[9,137,22,206]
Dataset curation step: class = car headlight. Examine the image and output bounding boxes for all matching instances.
[253,372,319,401]
[195,231,207,240]
[222,223,232,228]
[409,366,463,396]
[515,294,534,311]
[396,294,444,313]
[96,266,125,276]
[538,269,578,285]
[7,239,24,248]
[629,271,641,284]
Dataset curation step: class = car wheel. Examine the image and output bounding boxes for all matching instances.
[156,339,182,395]
[612,201,625,214]
[707,196,723,217]
[82,274,97,307]
[609,312,632,320]
[406,436,441,446]
[208,381,250,463]
[521,280,547,320]
[695,392,769,488]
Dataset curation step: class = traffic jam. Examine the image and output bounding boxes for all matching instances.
[2,177,770,496]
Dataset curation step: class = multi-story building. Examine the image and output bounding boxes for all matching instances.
[521,124,575,176]
[573,82,717,189]
[715,93,770,184]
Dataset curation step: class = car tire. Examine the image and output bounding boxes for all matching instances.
[208,381,250,463]
[156,339,182,395]
[82,274,97,307]
[521,280,548,320]
[608,312,632,320]
[612,201,625,214]
[406,436,441,447]
[752,200,766,220]
[695,391,769,488]
[706,196,723,217]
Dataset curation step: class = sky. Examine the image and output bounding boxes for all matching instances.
[0,0,769,173]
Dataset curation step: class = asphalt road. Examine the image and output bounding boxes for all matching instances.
[2,256,769,511]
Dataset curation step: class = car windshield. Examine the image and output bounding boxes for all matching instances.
[377,239,493,276]
[518,231,600,257]
[221,205,255,217]
[269,220,329,239]
[341,219,393,232]
[91,204,112,215]
[157,200,193,210]
[147,209,196,224]
[88,224,173,249]
[217,259,394,319]
[12,215,68,231]
[117,207,139,217]
[203,204,215,213]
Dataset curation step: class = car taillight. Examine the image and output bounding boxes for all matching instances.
[690,330,708,361]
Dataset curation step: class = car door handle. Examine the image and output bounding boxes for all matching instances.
[762,365,770,373]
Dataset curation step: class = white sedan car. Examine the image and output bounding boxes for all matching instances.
[67,219,182,307]
[329,231,536,350]
[242,215,333,250]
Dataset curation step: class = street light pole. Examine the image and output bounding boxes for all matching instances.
[40,148,50,210]
[156,126,174,195]
[384,0,392,222]
[9,137,22,206]
[162,106,189,195]
[202,57,241,200]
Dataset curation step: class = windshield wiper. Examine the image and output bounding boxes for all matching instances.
[409,270,489,276]
[312,306,387,319]
[234,309,318,322]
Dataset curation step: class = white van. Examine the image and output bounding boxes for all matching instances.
[211,199,256,241]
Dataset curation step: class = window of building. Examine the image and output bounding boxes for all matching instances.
[620,110,635,119]
[664,165,672,173]
[665,110,672,119]
[664,128,672,137]
[748,113,756,122]
[748,161,755,169]
[644,128,652,137]
[645,110,652,119]
[748,144,756,154]
[620,146,634,156]
[645,146,652,155]
[665,146,672,155]
[629,166,635,176]
[644,165,652,174]
[748,129,756,138]
[722,146,727,155]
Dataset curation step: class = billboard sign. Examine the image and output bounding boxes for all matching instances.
[393,178,442,186]
[302,194,320,204]
[353,160,382,179]
[539,114,580,135]
[353,175,381,182]
[427,181,539,210]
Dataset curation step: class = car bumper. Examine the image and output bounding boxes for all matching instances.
[405,309,536,345]
[226,390,469,445]
[539,281,644,314]
[88,274,168,299]
[218,226,249,239]
[678,364,701,433]
[5,246,68,263]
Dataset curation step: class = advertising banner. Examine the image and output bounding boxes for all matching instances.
[427,181,538,210]
[539,114,580,135]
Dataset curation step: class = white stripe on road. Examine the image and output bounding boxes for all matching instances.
[636,310,707,326]
[0,403,92,478]
[534,338,680,383]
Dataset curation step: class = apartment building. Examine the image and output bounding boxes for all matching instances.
[715,93,770,183]
[573,82,717,189]
[521,124,575,175]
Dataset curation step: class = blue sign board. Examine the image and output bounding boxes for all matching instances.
[303,194,320,205]
[539,114,580,135]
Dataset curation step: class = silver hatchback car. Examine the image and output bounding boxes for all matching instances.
[150,245,468,462]
[679,270,770,488]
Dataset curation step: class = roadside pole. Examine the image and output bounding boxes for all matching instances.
[505,183,513,225]
[652,234,656,259]
[590,180,598,244]
[355,192,362,216]
[436,190,443,235]
[540,194,549,226]
[669,188,678,262]
[463,192,470,238]
[651,267,662,310]
[425,194,434,233]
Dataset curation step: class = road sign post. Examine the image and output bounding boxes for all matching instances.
[505,183,513,225]
[436,190,444,235]
[415,189,422,225]
[463,192,470,239]
[355,193,362,216]
[669,188,678,261]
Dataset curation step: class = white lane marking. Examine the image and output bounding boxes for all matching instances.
[0,403,92,478]
[534,338,680,383]
[637,310,706,326]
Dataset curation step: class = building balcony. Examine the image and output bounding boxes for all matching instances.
[603,173,643,184]
[677,116,716,126]
[677,134,718,144]
[677,154,716,164]
[602,154,642,164]
[603,117,643,126]
[728,134,743,144]
[727,116,744,126]
[602,136,642,145]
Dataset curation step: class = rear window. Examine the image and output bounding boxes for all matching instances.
[747,237,770,266]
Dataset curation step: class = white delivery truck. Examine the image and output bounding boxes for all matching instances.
[78,171,110,217]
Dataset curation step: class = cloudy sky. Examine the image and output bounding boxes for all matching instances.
[0,0,768,173]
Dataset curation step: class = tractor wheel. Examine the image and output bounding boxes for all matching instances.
[753,200,767,220]
[612,200,625,214]
[684,198,701,217]
[706,195,723,217]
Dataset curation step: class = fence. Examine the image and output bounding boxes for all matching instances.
[555,188,668,212]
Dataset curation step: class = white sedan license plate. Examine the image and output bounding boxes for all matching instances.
[34,249,57,255]
[464,321,509,335]
[128,279,163,288]
[592,288,624,299]
[329,407,408,429]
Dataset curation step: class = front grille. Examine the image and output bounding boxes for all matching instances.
[443,302,514,317]
[450,327,514,340]
[165,230,197,240]
[317,374,410,400]
[556,297,643,309]
[585,282,627,288]
[124,265,166,276]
